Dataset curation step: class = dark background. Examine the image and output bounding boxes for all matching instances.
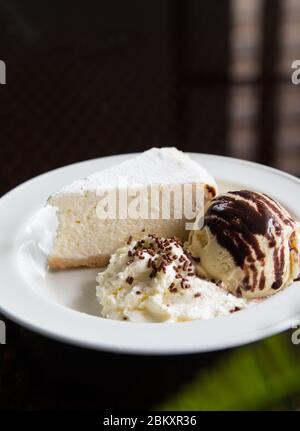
[0,0,299,410]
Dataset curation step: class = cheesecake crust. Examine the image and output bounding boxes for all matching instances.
[48,255,110,270]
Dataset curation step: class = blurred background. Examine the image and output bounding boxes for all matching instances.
[0,0,300,410]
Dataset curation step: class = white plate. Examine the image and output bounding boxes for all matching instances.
[0,153,299,355]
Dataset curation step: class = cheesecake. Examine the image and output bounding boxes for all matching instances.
[47,147,217,269]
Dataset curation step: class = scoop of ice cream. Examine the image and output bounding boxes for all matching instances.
[187,190,300,299]
[96,234,248,322]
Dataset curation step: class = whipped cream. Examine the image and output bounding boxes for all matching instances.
[96,235,248,323]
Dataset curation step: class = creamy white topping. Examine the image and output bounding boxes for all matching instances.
[55,147,217,195]
[96,235,248,322]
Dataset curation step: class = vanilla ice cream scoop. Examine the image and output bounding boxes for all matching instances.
[188,190,300,299]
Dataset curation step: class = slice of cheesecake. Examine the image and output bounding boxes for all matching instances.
[47,147,217,269]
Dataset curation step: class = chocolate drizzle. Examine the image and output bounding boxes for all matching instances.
[272,246,285,290]
[204,190,296,293]
[259,272,266,290]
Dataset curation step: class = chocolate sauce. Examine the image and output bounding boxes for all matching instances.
[259,273,266,290]
[205,193,270,265]
[205,216,253,267]
[234,190,293,228]
[250,264,257,292]
[272,246,285,290]
[204,190,294,293]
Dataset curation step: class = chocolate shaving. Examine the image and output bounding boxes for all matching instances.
[168,283,177,293]
[230,306,241,313]
[126,276,134,285]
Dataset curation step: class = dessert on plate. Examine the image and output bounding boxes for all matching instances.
[187,190,300,299]
[95,190,299,322]
[47,147,217,269]
[96,234,248,322]
[46,147,300,323]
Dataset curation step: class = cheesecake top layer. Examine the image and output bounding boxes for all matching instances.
[54,147,217,195]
